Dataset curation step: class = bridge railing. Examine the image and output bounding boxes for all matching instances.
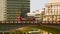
[42,21,60,24]
[1,21,38,24]
[0,21,60,24]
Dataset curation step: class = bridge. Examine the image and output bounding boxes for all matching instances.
[0,21,60,30]
[0,21,40,31]
[0,21,60,34]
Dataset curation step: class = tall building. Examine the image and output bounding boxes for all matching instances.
[0,0,30,21]
[0,0,6,21]
[20,0,30,18]
[44,0,60,21]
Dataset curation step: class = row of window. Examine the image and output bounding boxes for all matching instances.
[7,7,29,8]
[6,15,20,17]
[44,16,60,18]
[7,2,29,4]
[7,11,20,12]
[47,5,60,7]
[7,0,30,1]
[6,17,19,19]
[45,11,60,13]
[7,1,29,3]
[7,15,20,16]
[44,17,60,21]
[7,5,29,8]
[7,4,21,6]
[7,10,29,12]
[46,11,60,13]
[7,13,20,16]
[6,19,17,21]
[7,8,20,10]
[7,4,21,5]
[45,14,60,15]
[7,4,29,6]
[7,9,29,11]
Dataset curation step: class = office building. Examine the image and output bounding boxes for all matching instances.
[0,0,30,21]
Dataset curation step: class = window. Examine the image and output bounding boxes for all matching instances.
[35,14,40,16]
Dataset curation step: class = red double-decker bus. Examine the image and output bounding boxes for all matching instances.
[17,16,36,22]
[17,16,22,21]
[56,19,60,22]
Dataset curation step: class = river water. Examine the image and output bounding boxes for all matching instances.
[0,26,60,34]
[12,26,60,34]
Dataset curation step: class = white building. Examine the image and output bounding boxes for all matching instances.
[27,13,35,17]
[0,0,6,21]
[44,0,60,21]
[27,10,43,21]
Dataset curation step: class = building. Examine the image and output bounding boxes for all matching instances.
[27,13,35,17]
[20,0,30,18]
[0,0,6,21]
[34,10,43,21]
[27,10,43,22]
[0,0,30,21]
[43,0,60,21]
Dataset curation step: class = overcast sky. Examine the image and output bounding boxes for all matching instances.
[30,0,48,12]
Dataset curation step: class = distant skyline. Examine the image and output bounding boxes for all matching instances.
[30,0,48,12]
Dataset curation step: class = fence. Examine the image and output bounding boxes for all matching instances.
[42,21,60,24]
[1,21,38,24]
[0,21,60,24]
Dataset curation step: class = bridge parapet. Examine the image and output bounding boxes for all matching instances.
[1,21,38,24]
[42,21,60,24]
[0,21,60,24]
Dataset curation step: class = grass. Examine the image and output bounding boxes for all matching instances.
[34,25,60,34]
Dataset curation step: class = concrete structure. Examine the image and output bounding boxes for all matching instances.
[27,10,43,22]
[34,10,42,21]
[0,0,30,21]
[0,0,6,21]
[27,13,35,17]
[43,0,60,21]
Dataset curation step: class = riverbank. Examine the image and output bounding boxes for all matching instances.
[41,24,60,29]
[39,24,60,34]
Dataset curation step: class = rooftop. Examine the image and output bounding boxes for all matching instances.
[48,0,60,3]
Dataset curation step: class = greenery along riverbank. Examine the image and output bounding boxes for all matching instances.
[37,26,60,34]
[11,25,60,34]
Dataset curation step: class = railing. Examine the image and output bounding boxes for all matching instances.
[0,21,60,24]
[42,21,60,24]
[1,21,38,24]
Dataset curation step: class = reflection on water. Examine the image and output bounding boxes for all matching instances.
[11,27,53,34]
[39,29,52,34]
[26,29,53,34]
[0,26,59,34]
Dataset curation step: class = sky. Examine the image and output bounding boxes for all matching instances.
[30,0,49,12]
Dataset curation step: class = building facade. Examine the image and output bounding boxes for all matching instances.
[27,10,44,22]
[44,0,60,21]
[0,0,5,21]
[0,0,30,21]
